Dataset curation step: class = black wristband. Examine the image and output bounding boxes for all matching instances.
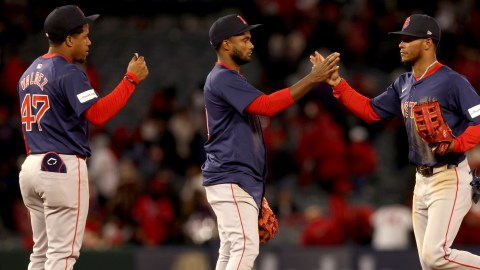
[124,75,137,86]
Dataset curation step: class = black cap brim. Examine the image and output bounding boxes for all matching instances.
[388,30,440,45]
[85,14,100,23]
[232,24,261,36]
[388,31,425,38]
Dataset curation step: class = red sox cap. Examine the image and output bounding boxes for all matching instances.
[388,14,441,45]
[44,5,99,41]
[209,14,261,49]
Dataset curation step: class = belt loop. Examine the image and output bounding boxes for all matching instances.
[417,166,434,177]
[75,155,86,160]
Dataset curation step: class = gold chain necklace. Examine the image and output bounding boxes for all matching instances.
[417,61,438,80]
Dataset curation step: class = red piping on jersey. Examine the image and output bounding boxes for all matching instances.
[414,62,443,81]
[332,79,382,123]
[215,62,246,77]
[453,124,480,153]
[42,53,71,63]
[230,184,246,270]
[441,167,480,269]
[65,158,82,270]
[245,88,294,117]
[84,73,138,126]
[216,61,233,70]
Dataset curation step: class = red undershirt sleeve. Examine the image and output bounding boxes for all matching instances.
[84,72,139,126]
[245,88,295,117]
[453,124,480,153]
[332,79,382,123]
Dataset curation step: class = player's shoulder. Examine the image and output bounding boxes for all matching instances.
[209,64,238,78]
[438,65,472,85]
[436,65,462,78]
[39,56,82,79]
[207,64,241,86]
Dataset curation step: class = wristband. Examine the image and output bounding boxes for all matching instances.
[124,75,137,86]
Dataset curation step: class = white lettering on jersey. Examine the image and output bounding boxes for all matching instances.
[468,104,480,118]
[20,72,48,91]
[77,89,98,103]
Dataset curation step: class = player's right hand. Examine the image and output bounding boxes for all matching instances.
[309,51,340,84]
[127,53,149,82]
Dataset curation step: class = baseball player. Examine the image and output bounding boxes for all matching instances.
[326,14,480,269]
[202,14,339,270]
[18,5,148,270]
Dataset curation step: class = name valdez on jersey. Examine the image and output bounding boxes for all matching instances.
[20,69,49,91]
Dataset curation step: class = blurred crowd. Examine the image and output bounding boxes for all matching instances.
[2,0,480,251]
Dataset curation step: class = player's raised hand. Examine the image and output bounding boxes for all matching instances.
[309,51,325,66]
[126,53,149,82]
[327,66,342,87]
[309,51,340,83]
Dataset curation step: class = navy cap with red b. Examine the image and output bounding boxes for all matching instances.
[44,5,99,41]
[209,14,261,49]
[389,14,441,45]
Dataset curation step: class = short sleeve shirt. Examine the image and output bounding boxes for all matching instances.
[201,63,265,208]
[370,64,480,166]
[18,54,99,157]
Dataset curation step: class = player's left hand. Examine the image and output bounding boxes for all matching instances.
[308,51,340,84]
[258,197,279,244]
[471,169,480,204]
[432,140,454,155]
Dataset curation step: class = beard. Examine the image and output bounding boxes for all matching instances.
[401,54,419,67]
[402,59,414,67]
[231,47,250,66]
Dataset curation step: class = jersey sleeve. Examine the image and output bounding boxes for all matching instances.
[60,66,99,117]
[370,79,403,119]
[450,75,480,125]
[216,71,263,114]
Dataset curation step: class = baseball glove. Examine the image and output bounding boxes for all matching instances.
[471,169,480,204]
[258,197,279,244]
[412,100,454,155]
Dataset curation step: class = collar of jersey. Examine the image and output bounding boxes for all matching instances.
[215,61,234,70]
[42,53,71,63]
[215,61,245,77]
[415,62,443,81]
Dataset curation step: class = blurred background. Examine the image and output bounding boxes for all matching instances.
[2,0,480,269]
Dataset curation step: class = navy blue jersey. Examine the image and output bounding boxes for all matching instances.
[371,64,480,166]
[18,54,99,157]
[202,63,265,208]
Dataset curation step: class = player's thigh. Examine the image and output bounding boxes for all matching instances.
[19,155,42,207]
[425,170,471,247]
[206,184,259,248]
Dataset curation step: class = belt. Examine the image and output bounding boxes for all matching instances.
[416,164,456,177]
[35,153,86,160]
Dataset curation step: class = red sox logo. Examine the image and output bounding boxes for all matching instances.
[47,157,58,165]
[403,17,411,30]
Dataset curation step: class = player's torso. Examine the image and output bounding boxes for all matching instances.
[18,55,97,156]
[202,65,266,183]
[398,67,470,166]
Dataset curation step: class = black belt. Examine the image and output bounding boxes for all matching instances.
[34,153,86,160]
[416,164,456,177]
